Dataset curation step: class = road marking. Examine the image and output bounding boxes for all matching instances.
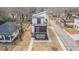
[28,38,34,51]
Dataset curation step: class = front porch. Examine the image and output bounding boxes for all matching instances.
[0,30,19,42]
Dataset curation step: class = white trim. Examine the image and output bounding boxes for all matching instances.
[47,30,52,43]
[52,27,67,51]
[0,40,12,42]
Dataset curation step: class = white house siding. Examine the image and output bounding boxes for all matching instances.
[32,17,36,34]
[32,11,47,26]
[32,18,37,25]
[41,18,44,24]
[74,18,79,31]
[32,26,34,34]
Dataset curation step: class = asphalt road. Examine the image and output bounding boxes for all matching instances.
[51,20,79,51]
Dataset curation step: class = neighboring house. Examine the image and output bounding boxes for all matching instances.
[74,16,79,31]
[32,11,48,40]
[0,22,20,42]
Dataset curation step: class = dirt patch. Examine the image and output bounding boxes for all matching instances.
[65,28,79,34]
[32,42,52,51]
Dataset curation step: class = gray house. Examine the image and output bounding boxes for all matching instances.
[0,22,20,42]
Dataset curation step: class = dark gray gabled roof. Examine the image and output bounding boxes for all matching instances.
[0,22,19,35]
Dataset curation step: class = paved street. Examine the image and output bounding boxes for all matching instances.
[51,20,79,51]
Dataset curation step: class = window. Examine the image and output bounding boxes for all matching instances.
[39,26,46,32]
[35,26,47,32]
[35,26,39,32]
[37,17,41,24]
